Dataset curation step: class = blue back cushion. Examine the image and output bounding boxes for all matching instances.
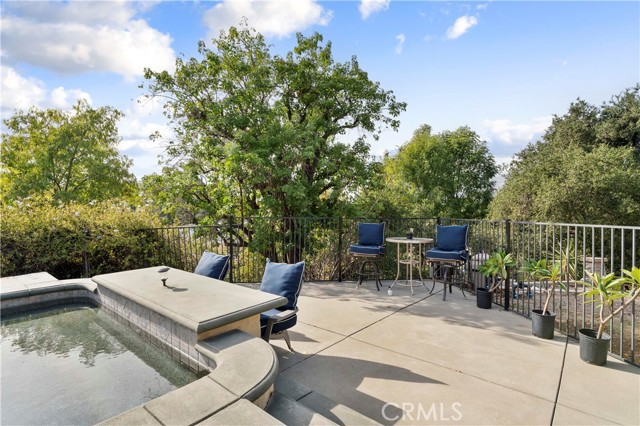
[260,260,305,310]
[194,251,230,280]
[436,225,468,251]
[358,223,385,246]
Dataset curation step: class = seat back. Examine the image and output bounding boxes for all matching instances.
[435,224,468,252]
[358,222,385,246]
[259,260,305,310]
[194,251,230,280]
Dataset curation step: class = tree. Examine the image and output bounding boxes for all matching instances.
[141,24,405,222]
[1,100,136,204]
[489,86,640,225]
[365,125,498,218]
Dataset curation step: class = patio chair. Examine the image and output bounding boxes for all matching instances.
[194,250,230,281]
[349,222,385,291]
[259,259,305,352]
[425,224,470,300]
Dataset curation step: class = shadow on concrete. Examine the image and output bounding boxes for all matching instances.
[281,353,447,425]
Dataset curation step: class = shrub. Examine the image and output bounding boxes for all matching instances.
[1,197,163,279]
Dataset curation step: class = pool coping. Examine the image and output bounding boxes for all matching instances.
[0,273,283,426]
[100,329,280,426]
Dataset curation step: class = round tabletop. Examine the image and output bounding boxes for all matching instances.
[386,237,433,244]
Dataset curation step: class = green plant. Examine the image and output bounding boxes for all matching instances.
[0,196,164,279]
[520,259,568,315]
[579,267,640,339]
[479,250,517,292]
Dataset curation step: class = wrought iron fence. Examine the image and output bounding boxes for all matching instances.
[443,218,639,365]
[143,216,639,365]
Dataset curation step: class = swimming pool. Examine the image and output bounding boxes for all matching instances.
[1,304,199,426]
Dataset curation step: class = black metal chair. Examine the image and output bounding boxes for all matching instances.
[349,222,385,291]
[425,224,470,300]
[258,259,305,352]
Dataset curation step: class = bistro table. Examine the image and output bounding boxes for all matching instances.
[386,237,433,295]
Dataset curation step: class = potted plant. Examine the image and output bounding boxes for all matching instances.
[520,259,567,339]
[477,250,517,309]
[578,267,640,366]
[406,227,414,240]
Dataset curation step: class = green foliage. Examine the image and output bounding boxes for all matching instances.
[479,250,517,292]
[489,86,640,225]
[0,197,163,279]
[521,258,569,314]
[141,23,406,222]
[579,268,640,338]
[361,125,498,218]
[1,100,137,205]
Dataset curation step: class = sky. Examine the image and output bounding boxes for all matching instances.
[1,0,639,179]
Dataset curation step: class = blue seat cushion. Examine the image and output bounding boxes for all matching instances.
[436,225,468,251]
[194,251,230,280]
[426,248,469,261]
[260,312,297,335]
[259,260,305,310]
[358,223,385,246]
[349,244,385,256]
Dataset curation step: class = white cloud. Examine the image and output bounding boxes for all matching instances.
[203,0,332,39]
[477,3,489,10]
[446,15,478,40]
[118,96,170,151]
[359,0,390,20]
[1,66,96,115]
[395,33,405,54]
[1,1,175,80]
[481,116,552,145]
[0,66,46,111]
[50,87,93,109]
[118,95,173,177]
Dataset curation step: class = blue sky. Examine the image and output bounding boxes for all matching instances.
[1,0,638,178]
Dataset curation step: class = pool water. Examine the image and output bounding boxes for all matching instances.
[1,304,199,426]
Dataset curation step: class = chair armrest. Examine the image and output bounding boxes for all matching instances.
[262,308,298,343]
[263,308,298,325]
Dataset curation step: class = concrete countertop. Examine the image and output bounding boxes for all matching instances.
[92,266,287,335]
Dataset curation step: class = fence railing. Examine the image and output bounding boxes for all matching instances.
[144,216,639,365]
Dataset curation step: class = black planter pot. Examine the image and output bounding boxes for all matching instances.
[476,288,492,309]
[579,328,611,366]
[531,309,556,339]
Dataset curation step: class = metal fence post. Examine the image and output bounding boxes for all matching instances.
[83,227,90,278]
[504,219,511,311]
[227,215,234,283]
[338,216,343,282]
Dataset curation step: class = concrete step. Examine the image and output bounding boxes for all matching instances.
[266,392,338,426]
[274,376,381,426]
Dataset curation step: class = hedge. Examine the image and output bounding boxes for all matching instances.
[1,198,164,279]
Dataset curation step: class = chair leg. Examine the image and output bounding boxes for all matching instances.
[355,259,366,289]
[429,262,436,294]
[262,319,275,343]
[443,267,449,301]
[459,266,468,299]
[282,330,295,352]
[355,258,381,291]
[373,261,381,291]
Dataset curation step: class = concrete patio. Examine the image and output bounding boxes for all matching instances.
[262,280,640,425]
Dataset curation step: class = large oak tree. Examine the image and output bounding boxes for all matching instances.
[141,24,405,222]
